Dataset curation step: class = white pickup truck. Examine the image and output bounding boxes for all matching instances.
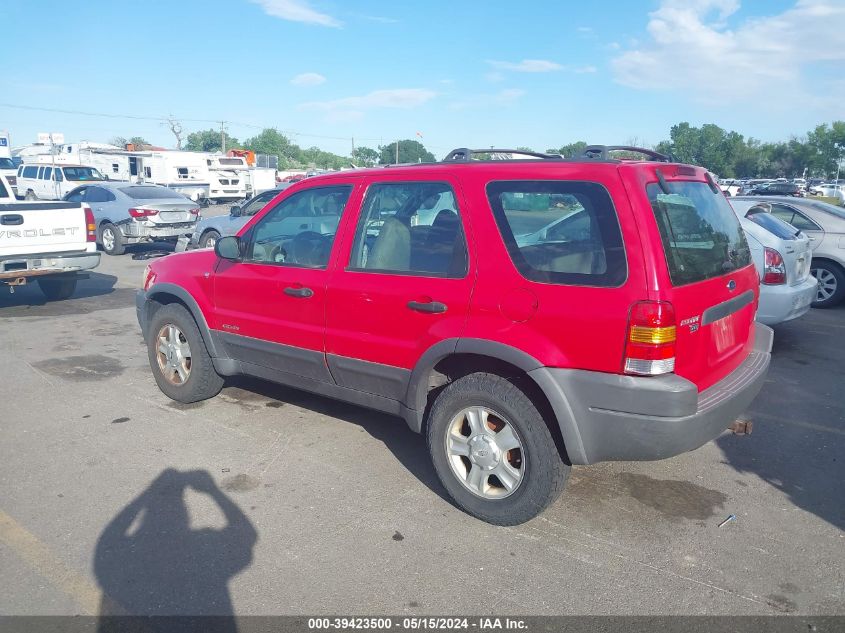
[0,174,101,300]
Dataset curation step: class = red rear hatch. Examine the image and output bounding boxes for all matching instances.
[622,164,758,392]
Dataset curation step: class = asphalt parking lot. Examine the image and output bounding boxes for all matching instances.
[1,210,843,617]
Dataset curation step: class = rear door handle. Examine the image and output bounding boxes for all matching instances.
[407,300,447,313]
[284,286,314,298]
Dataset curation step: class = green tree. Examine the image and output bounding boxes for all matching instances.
[378,140,435,165]
[352,146,379,167]
[242,128,300,168]
[184,129,240,153]
[547,141,588,158]
[110,136,149,148]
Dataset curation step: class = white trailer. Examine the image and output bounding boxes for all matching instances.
[140,151,210,202]
[205,155,248,202]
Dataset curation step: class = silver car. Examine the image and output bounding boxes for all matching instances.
[733,196,845,307]
[188,184,289,249]
[64,182,199,256]
[729,199,817,324]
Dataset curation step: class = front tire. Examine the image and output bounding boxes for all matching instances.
[811,261,845,308]
[37,277,77,301]
[427,372,569,525]
[100,223,126,256]
[146,303,224,403]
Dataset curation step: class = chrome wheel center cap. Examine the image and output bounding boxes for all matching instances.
[469,434,500,470]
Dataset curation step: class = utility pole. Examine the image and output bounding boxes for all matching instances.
[395,140,399,165]
[220,121,227,153]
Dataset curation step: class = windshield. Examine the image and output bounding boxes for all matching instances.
[0,158,14,170]
[64,167,105,182]
[120,186,188,200]
[647,181,751,286]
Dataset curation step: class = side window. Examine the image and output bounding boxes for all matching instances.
[37,167,45,179]
[43,167,52,180]
[144,166,152,178]
[487,181,626,286]
[54,169,63,182]
[65,188,87,203]
[244,185,351,268]
[770,204,819,231]
[242,190,277,216]
[112,163,119,174]
[85,187,114,203]
[176,167,189,179]
[23,166,37,178]
[348,182,468,277]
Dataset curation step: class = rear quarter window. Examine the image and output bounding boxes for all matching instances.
[745,209,799,240]
[647,181,751,286]
[486,180,626,286]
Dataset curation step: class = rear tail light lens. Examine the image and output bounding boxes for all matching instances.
[189,207,200,215]
[762,247,786,284]
[128,207,159,218]
[624,301,676,376]
[83,205,96,242]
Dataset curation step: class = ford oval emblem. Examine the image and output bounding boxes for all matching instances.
[727,279,736,291]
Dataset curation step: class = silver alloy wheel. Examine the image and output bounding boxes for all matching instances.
[812,267,837,302]
[445,406,525,499]
[156,323,192,385]
[102,227,116,252]
[204,233,217,248]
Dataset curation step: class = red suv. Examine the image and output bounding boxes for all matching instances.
[136,146,772,525]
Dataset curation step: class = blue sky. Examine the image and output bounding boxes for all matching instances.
[4,0,843,157]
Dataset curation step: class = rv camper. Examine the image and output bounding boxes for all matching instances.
[205,155,248,203]
[140,151,210,203]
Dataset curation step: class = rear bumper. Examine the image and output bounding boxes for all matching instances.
[121,221,197,242]
[0,251,100,281]
[757,276,817,325]
[530,322,773,465]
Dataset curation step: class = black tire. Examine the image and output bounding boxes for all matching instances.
[37,277,77,301]
[200,230,221,249]
[811,261,845,308]
[427,372,569,525]
[100,223,126,256]
[146,303,224,403]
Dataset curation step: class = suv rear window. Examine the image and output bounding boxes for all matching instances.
[647,181,751,286]
[486,181,626,286]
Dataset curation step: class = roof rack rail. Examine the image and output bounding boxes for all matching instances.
[579,145,671,162]
[443,148,559,162]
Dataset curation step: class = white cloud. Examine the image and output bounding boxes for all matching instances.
[361,15,399,24]
[484,71,505,83]
[495,89,526,103]
[302,88,436,119]
[487,59,563,73]
[250,0,341,27]
[612,0,845,105]
[577,26,594,33]
[575,65,597,74]
[290,72,326,86]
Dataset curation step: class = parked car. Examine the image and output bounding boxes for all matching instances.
[0,157,18,197]
[748,182,802,197]
[16,164,106,200]
[63,182,199,256]
[808,184,845,204]
[186,183,291,249]
[136,146,772,525]
[733,196,845,307]
[728,199,817,324]
[1,174,100,300]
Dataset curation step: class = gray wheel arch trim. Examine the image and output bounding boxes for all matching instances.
[403,338,587,463]
[143,283,220,357]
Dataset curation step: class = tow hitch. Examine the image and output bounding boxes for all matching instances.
[730,419,753,435]
[3,277,27,293]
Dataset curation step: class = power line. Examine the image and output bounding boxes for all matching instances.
[0,102,387,144]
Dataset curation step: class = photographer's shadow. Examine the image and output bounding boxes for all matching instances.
[95,469,257,632]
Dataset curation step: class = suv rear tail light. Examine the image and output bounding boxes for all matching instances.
[128,208,159,218]
[624,301,676,376]
[189,207,200,215]
[762,247,786,284]
[84,205,96,242]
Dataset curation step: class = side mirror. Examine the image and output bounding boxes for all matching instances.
[230,205,241,217]
[215,236,241,260]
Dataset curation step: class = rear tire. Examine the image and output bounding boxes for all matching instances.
[811,261,845,308]
[427,372,569,525]
[100,223,126,256]
[37,277,77,301]
[200,230,221,249]
[147,303,224,403]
